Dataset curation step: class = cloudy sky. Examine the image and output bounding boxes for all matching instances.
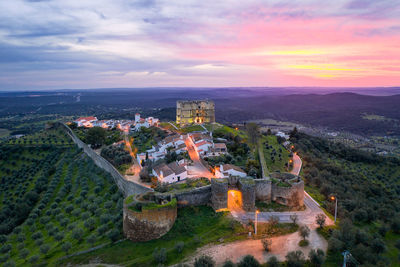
[0,0,400,90]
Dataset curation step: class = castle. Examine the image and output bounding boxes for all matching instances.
[176,100,215,125]
[123,173,304,242]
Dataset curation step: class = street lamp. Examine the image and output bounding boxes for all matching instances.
[255,210,260,235]
[330,195,338,223]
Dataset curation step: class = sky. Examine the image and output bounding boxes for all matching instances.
[0,0,400,90]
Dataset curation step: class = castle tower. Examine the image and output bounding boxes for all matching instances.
[176,100,215,125]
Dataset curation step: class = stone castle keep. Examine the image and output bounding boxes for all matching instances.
[176,100,215,125]
[123,173,304,242]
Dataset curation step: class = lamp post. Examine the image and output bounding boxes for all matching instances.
[255,210,260,235]
[331,195,337,223]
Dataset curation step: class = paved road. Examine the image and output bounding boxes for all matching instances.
[123,132,151,187]
[185,138,213,178]
[291,152,302,176]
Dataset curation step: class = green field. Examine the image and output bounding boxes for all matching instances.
[0,136,123,266]
[61,206,247,266]
[4,128,74,146]
[0,128,10,138]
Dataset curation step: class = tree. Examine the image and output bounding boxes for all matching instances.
[40,244,50,255]
[175,241,184,253]
[87,234,97,246]
[309,249,325,267]
[84,218,96,231]
[108,229,120,242]
[72,228,84,241]
[194,255,215,267]
[19,248,29,261]
[62,242,72,254]
[54,233,64,242]
[299,225,310,241]
[245,123,260,147]
[153,247,167,264]
[238,255,260,267]
[261,238,272,251]
[315,214,326,229]
[85,127,107,148]
[290,214,298,225]
[29,255,39,264]
[266,256,279,267]
[371,238,386,254]
[285,250,305,267]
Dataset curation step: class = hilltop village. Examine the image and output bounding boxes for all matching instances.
[69,101,308,241]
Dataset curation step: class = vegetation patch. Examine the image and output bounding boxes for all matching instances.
[60,206,248,267]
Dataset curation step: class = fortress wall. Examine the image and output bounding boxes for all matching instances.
[211,179,228,210]
[174,185,211,207]
[271,180,304,207]
[57,123,152,197]
[238,179,256,211]
[123,204,177,242]
[254,179,272,203]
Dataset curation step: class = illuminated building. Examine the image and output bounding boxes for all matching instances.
[176,100,215,125]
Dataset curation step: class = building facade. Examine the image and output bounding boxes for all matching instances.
[176,100,215,125]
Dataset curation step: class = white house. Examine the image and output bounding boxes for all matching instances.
[276,131,290,140]
[74,116,98,127]
[205,143,228,157]
[152,161,188,183]
[195,140,213,155]
[215,164,247,178]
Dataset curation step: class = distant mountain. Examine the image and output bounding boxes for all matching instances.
[0,89,399,136]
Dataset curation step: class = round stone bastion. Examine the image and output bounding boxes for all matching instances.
[123,192,177,242]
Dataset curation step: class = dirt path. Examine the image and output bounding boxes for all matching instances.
[186,226,327,265]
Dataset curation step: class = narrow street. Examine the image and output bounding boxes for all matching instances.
[123,131,151,187]
[184,138,214,178]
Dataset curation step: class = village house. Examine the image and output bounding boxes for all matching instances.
[215,164,247,178]
[204,142,228,157]
[152,161,188,183]
[74,116,97,127]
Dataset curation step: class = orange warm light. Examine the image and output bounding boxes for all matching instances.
[330,196,336,201]
[227,190,243,211]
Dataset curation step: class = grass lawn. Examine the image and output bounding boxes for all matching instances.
[60,206,248,267]
[179,124,205,133]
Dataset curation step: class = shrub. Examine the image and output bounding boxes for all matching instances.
[108,229,120,242]
[267,256,279,267]
[285,250,305,267]
[72,228,84,241]
[62,242,72,254]
[19,248,29,261]
[315,214,326,229]
[299,225,310,241]
[309,249,325,267]
[261,238,272,251]
[153,247,167,264]
[31,231,43,240]
[222,260,235,267]
[40,244,50,255]
[238,255,260,267]
[194,255,215,267]
[29,255,39,264]
[299,239,309,247]
[175,241,185,253]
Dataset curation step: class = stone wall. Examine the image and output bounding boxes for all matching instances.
[123,204,177,242]
[57,123,152,197]
[271,180,304,207]
[254,179,272,203]
[238,179,256,211]
[174,185,211,207]
[211,178,228,210]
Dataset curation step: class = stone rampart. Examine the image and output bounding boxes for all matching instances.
[211,178,228,210]
[271,180,304,207]
[238,179,256,211]
[57,123,152,197]
[174,185,211,207]
[123,204,177,242]
[254,179,272,203]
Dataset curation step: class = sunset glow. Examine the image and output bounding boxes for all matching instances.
[0,0,399,89]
